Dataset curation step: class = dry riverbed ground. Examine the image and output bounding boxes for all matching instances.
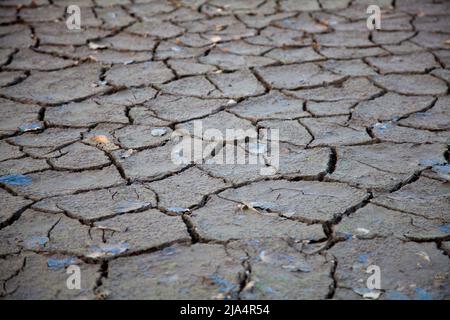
[0,0,449,300]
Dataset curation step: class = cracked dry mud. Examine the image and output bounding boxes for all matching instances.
[0,0,449,300]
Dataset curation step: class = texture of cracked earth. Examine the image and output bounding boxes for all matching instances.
[0,0,449,300]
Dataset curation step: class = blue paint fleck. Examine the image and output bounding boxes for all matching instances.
[47,257,77,269]
[264,286,275,294]
[161,246,177,256]
[353,287,371,296]
[335,232,353,240]
[414,287,433,300]
[0,174,32,186]
[432,163,450,175]
[89,242,129,257]
[439,225,450,233]
[419,159,443,167]
[208,274,237,294]
[18,122,44,132]
[372,122,392,133]
[386,290,410,300]
[265,286,275,294]
[25,236,49,249]
[358,253,370,264]
[107,246,127,254]
[167,207,190,215]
